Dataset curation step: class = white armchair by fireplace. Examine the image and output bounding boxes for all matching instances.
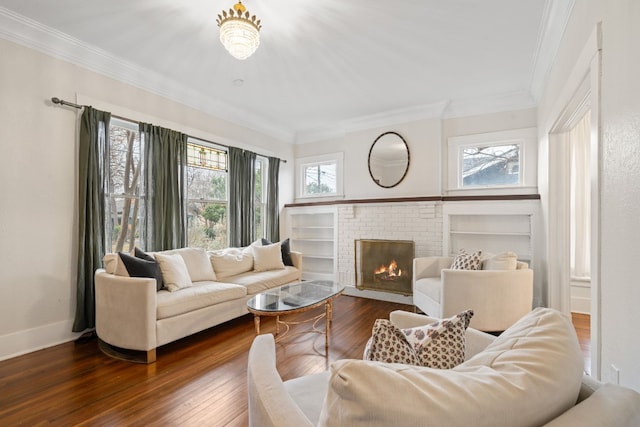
[412,255,533,332]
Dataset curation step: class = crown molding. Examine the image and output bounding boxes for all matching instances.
[295,101,449,144]
[0,7,294,143]
[442,91,537,119]
[529,0,576,102]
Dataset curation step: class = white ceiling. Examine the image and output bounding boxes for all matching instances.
[0,0,555,142]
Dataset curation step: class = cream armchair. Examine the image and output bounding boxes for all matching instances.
[412,256,533,332]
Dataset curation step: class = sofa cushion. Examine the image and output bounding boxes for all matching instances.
[156,281,247,319]
[482,251,518,270]
[284,371,331,426]
[450,249,482,270]
[413,277,441,302]
[226,266,300,295]
[103,253,118,274]
[364,310,473,368]
[134,248,164,290]
[318,308,584,427]
[261,238,294,267]
[159,247,217,282]
[114,251,163,291]
[155,253,193,292]
[253,243,285,272]
[209,248,254,279]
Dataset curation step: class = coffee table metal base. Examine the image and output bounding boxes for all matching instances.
[251,299,335,350]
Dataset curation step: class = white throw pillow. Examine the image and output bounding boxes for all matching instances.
[252,242,285,272]
[483,251,518,270]
[103,253,118,274]
[154,253,193,292]
[161,247,216,281]
[209,248,254,279]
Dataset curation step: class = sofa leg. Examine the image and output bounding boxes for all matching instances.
[98,338,157,364]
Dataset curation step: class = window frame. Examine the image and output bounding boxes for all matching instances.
[185,137,229,250]
[105,117,144,253]
[296,152,344,200]
[254,155,268,240]
[447,127,537,195]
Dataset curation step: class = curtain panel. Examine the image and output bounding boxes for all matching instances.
[73,107,111,332]
[228,147,256,247]
[265,156,280,242]
[570,112,591,278]
[140,123,188,251]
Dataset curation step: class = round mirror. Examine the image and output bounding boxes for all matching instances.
[368,131,410,188]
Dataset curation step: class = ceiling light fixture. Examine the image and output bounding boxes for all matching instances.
[216,1,262,60]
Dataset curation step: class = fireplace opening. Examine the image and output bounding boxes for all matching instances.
[355,239,414,295]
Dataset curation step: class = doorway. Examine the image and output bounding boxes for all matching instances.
[547,36,602,378]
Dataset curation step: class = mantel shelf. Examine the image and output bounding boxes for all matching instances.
[449,231,530,236]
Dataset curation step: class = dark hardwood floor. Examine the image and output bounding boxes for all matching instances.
[0,297,591,426]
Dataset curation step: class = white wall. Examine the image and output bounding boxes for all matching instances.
[295,118,443,200]
[537,0,640,389]
[295,108,538,201]
[0,38,294,361]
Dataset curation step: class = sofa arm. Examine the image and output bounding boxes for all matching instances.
[413,257,453,281]
[248,334,314,427]
[290,250,303,272]
[95,269,157,352]
[542,384,640,426]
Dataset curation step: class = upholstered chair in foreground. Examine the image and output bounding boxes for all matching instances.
[412,254,533,332]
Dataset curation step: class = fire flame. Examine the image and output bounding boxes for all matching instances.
[374,260,403,279]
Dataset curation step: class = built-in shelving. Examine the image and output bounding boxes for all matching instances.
[285,206,337,281]
[443,202,536,266]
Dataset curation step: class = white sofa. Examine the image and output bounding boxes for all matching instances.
[95,246,301,363]
[413,255,534,331]
[248,308,640,427]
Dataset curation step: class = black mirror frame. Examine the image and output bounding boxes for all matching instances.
[367,131,410,188]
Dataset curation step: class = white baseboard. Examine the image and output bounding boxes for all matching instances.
[0,319,82,362]
[343,285,413,305]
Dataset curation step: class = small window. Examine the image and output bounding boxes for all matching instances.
[296,153,343,199]
[461,143,521,187]
[447,128,536,194]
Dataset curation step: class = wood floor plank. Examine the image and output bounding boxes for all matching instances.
[0,297,591,426]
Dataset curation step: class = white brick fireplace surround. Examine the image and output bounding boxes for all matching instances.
[338,201,443,303]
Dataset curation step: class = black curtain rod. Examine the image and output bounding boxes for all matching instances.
[50,97,287,163]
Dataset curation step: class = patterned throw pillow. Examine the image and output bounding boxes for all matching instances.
[363,310,474,369]
[450,249,482,270]
[363,319,420,366]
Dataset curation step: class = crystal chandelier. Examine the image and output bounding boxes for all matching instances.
[216,1,262,60]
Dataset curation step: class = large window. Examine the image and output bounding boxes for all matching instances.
[106,119,143,253]
[186,140,228,250]
[106,122,271,251]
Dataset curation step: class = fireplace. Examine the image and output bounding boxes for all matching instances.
[355,239,414,295]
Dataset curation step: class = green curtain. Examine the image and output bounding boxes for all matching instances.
[265,156,280,241]
[73,107,111,332]
[228,147,256,247]
[140,123,188,251]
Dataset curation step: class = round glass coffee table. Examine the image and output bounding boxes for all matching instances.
[246,280,345,349]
